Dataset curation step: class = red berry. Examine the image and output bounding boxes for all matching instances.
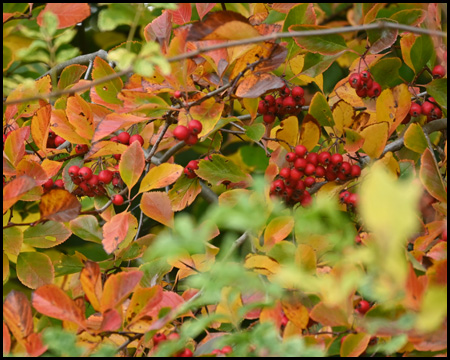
[173,125,190,141]
[421,101,434,116]
[294,157,307,170]
[68,165,80,177]
[306,152,319,166]
[325,171,337,181]
[87,175,99,188]
[294,144,307,158]
[339,190,350,203]
[110,136,120,143]
[129,134,144,146]
[429,106,442,120]
[273,179,285,193]
[113,154,121,160]
[54,136,66,147]
[340,161,351,175]
[79,167,93,181]
[304,176,315,187]
[350,164,361,178]
[315,165,326,178]
[409,102,422,117]
[300,191,312,206]
[188,120,203,135]
[295,180,305,194]
[360,71,371,82]
[355,87,367,98]
[54,179,64,188]
[258,100,268,114]
[221,345,232,354]
[187,160,199,170]
[112,177,123,187]
[117,132,130,145]
[291,86,304,99]
[174,90,182,98]
[304,163,316,176]
[43,179,53,191]
[178,348,193,357]
[349,73,361,89]
[290,168,303,182]
[98,170,113,184]
[72,176,82,185]
[367,82,381,97]
[75,144,89,154]
[347,193,358,206]
[185,133,198,146]
[279,167,291,179]
[282,96,296,112]
[153,333,167,346]
[285,152,296,162]
[264,95,275,106]
[362,77,373,89]
[432,64,446,78]
[280,85,290,97]
[330,153,343,167]
[263,114,276,124]
[112,194,124,206]
[318,151,331,165]
[356,300,370,315]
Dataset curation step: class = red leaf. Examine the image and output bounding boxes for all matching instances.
[32,284,86,328]
[100,309,122,332]
[144,11,172,52]
[196,3,216,20]
[24,332,48,357]
[4,126,30,167]
[102,211,133,254]
[169,3,192,25]
[3,290,33,342]
[3,175,37,214]
[119,141,146,190]
[100,271,143,312]
[37,3,91,29]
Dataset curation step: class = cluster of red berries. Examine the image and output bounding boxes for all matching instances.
[257,85,305,124]
[110,131,144,160]
[42,178,65,192]
[211,345,233,356]
[152,333,193,357]
[339,189,359,209]
[184,160,199,179]
[270,145,361,206]
[173,119,203,145]
[409,97,443,122]
[348,70,381,98]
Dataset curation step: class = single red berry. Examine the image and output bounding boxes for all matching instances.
[306,152,319,166]
[356,300,371,315]
[304,176,315,187]
[258,100,269,114]
[112,177,122,187]
[98,170,113,184]
[188,120,203,134]
[187,160,199,170]
[78,181,89,193]
[174,90,182,99]
[184,167,197,179]
[43,178,54,191]
[275,97,284,110]
[421,101,434,116]
[360,71,371,82]
[54,136,66,147]
[291,86,304,99]
[347,193,359,206]
[339,190,350,203]
[173,125,190,141]
[113,154,121,161]
[279,167,291,179]
[280,85,290,97]
[112,194,124,206]
[153,333,167,346]
[294,157,307,170]
[68,165,80,177]
[110,136,120,143]
[367,82,381,97]
[221,345,232,354]
[178,348,193,357]
[185,133,199,146]
[273,179,285,193]
[294,144,308,158]
[355,87,367,98]
[129,134,144,146]
[325,171,337,181]
[264,94,275,106]
[285,152,296,162]
[330,153,343,167]
[284,177,297,189]
[75,144,89,154]
[340,161,351,175]
[300,191,312,206]
[54,179,64,188]
[282,96,296,113]
[318,151,331,165]
[349,73,361,89]
[314,165,326,178]
[350,164,361,178]
[290,168,303,182]
[295,179,306,194]
[87,175,99,188]
[429,106,442,120]
[263,114,276,124]
[409,102,422,117]
[304,163,316,176]
[267,105,277,115]
[79,167,93,181]
[117,132,130,145]
[432,64,446,78]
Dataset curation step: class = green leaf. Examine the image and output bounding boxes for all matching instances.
[426,78,447,110]
[58,64,87,90]
[244,123,265,142]
[23,221,72,248]
[69,215,103,243]
[290,24,348,55]
[370,58,402,88]
[196,154,251,186]
[3,227,23,256]
[91,57,123,105]
[308,92,334,127]
[410,35,434,73]
[403,123,428,154]
[17,252,54,289]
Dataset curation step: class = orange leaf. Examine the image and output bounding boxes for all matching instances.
[80,261,103,312]
[66,94,94,140]
[281,301,309,329]
[24,332,48,357]
[3,322,11,355]
[264,216,294,249]
[37,3,90,29]
[92,113,149,142]
[4,126,30,167]
[50,109,89,145]
[16,159,48,186]
[125,285,163,325]
[100,309,122,332]
[31,104,52,153]
[168,176,202,212]
[340,333,371,357]
[3,290,33,342]
[3,175,37,213]
[119,141,145,190]
[32,284,86,328]
[310,302,351,327]
[141,191,174,227]
[168,3,192,25]
[100,271,143,312]
[102,212,133,254]
[39,189,81,222]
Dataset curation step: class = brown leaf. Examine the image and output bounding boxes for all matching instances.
[235,73,285,98]
[32,284,86,328]
[39,189,81,222]
[3,322,11,355]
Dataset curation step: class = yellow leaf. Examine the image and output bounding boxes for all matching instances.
[332,101,355,137]
[139,163,183,193]
[215,287,243,326]
[299,115,321,151]
[264,216,294,249]
[275,116,299,151]
[360,122,389,158]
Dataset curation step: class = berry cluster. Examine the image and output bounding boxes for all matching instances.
[173,119,203,145]
[348,70,381,98]
[270,145,361,206]
[211,346,233,356]
[339,189,359,209]
[152,333,192,357]
[184,160,199,179]
[409,97,443,122]
[42,178,64,192]
[258,85,305,124]
[110,131,144,160]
